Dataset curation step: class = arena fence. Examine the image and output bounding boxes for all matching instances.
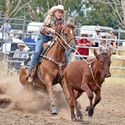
[0,18,125,77]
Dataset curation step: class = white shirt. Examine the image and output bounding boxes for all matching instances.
[13,49,29,59]
[93,33,101,44]
[0,23,11,40]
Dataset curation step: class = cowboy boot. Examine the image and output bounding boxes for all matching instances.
[25,73,33,83]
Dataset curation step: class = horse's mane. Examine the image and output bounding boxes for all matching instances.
[66,24,75,29]
[57,24,75,34]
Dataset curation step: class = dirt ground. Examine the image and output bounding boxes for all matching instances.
[0,77,125,125]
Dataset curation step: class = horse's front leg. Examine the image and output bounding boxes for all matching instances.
[45,75,58,114]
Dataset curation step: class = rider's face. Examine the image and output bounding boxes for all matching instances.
[54,10,63,20]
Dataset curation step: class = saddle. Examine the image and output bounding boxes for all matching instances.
[24,42,54,81]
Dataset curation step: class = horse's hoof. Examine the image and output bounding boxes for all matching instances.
[77,111,83,120]
[86,106,90,111]
[77,114,83,120]
[88,107,94,117]
[72,117,77,121]
[0,97,11,108]
[50,105,58,114]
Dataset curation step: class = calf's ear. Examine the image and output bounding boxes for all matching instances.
[108,51,112,57]
[94,49,98,56]
[94,49,99,59]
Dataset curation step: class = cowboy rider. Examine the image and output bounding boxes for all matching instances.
[26,5,67,83]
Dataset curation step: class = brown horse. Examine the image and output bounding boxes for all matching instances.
[19,24,75,114]
[63,49,111,120]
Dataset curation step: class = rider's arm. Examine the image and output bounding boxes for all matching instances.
[43,15,55,34]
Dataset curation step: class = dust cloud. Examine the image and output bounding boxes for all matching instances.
[0,77,69,115]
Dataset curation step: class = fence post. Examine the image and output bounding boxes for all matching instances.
[1,18,4,55]
[23,16,26,32]
[117,28,121,55]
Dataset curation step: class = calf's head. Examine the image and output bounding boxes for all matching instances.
[94,49,111,78]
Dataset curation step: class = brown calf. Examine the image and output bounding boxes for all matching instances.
[63,49,111,120]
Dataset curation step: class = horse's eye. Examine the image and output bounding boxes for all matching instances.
[64,33,68,36]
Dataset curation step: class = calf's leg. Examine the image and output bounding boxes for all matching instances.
[81,83,94,117]
[86,89,101,117]
[67,86,83,120]
[74,90,82,100]
[74,90,83,110]
[60,79,70,103]
[93,90,101,108]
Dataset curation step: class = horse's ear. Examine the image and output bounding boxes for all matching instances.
[94,49,99,59]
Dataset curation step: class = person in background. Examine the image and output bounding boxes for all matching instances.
[26,5,67,82]
[99,34,110,53]
[92,29,101,47]
[13,43,29,71]
[76,33,94,60]
[0,19,11,42]
[24,32,35,51]
[109,31,117,54]
[15,31,23,40]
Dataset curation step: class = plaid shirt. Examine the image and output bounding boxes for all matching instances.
[41,15,64,35]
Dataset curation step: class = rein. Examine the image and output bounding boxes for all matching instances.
[41,25,74,70]
[88,61,101,90]
[56,27,101,89]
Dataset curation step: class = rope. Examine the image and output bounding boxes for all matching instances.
[89,63,101,90]
[55,31,101,89]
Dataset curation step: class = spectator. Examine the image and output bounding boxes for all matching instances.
[109,31,117,54]
[99,35,112,53]
[13,43,29,71]
[0,19,11,42]
[76,33,94,60]
[15,31,23,40]
[24,32,35,51]
[92,29,101,47]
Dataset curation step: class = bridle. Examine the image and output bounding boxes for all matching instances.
[40,25,75,71]
[55,25,75,50]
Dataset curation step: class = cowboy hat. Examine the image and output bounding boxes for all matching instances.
[49,5,66,15]
[80,33,89,37]
[95,26,101,32]
[109,31,114,34]
[17,43,26,47]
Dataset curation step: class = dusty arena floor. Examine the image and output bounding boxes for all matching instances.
[0,77,125,125]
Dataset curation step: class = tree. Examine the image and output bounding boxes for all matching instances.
[104,0,125,28]
[80,0,119,28]
[0,0,32,18]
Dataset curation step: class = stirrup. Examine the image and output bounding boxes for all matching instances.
[25,73,33,83]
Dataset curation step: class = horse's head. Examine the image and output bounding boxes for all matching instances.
[94,49,111,78]
[56,24,76,50]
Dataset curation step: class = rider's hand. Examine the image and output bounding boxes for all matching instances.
[49,28,55,34]
[47,41,52,45]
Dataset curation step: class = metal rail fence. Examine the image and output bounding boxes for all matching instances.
[0,18,125,77]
